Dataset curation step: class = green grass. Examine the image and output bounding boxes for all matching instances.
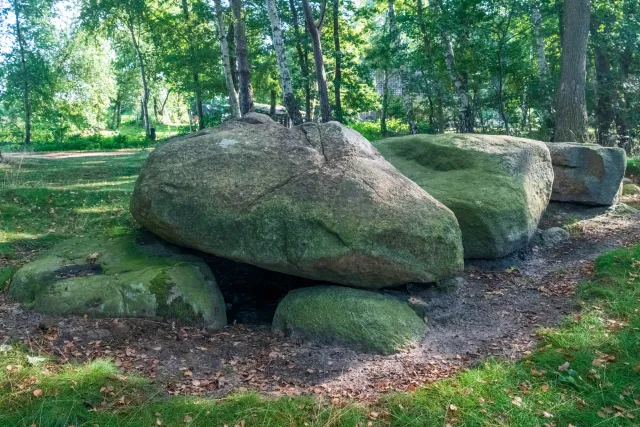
[628,157,640,181]
[1,119,189,153]
[0,152,147,259]
[1,155,640,426]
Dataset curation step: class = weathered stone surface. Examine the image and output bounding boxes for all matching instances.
[546,142,626,206]
[533,227,571,248]
[10,235,226,328]
[375,134,553,259]
[272,286,426,354]
[131,114,463,288]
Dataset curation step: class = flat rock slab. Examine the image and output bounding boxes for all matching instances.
[375,134,553,259]
[131,114,463,289]
[272,285,426,355]
[10,235,226,328]
[546,142,626,206]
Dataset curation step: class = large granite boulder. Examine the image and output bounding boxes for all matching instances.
[131,114,463,289]
[546,142,626,206]
[10,235,226,328]
[272,286,426,354]
[374,134,554,259]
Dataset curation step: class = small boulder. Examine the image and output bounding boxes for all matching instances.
[375,134,553,259]
[131,115,463,288]
[272,286,426,354]
[546,142,626,206]
[10,235,226,328]
[533,227,571,248]
[623,184,640,196]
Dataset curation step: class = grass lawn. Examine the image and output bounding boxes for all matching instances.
[1,119,189,153]
[0,154,639,426]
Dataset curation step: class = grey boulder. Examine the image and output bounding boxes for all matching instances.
[546,142,626,206]
[131,114,463,289]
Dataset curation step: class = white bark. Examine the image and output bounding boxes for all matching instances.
[266,0,303,125]
[214,0,241,119]
[532,5,549,77]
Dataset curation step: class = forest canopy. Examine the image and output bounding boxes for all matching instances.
[0,0,638,153]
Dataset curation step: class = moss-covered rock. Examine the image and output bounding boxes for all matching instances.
[131,114,463,289]
[10,235,226,328]
[272,286,426,354]
[374,134,553,259]
[623,184,640,196]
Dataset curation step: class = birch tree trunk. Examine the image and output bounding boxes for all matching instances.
[532,5,549,77]
[231,0,254,115]
[13,0,31,145]
[332,0,343,122]
[214,0,241,118]
[555,0,590,143]
[443,33,473,133]
[387,0,417,134]
[288,0,311,120]
[127,16,151,138]
[266,0,304,125]
[302,0,331,122]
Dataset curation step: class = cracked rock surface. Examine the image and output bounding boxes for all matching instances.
[131,113,463,288]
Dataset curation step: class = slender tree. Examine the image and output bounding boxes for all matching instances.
[181,0,205,129]
[266,0,303,125]
[332,0,343,122]
[302,0,331,122]
[555,0,591,142]
[11,0,32,144]
[213,0,241,118]
[288,0,311,120]
[231,0,254,115]
[431,1,473,133]
[387,0,417,134]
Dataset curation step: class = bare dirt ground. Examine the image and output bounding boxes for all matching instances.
[1,201,639,403]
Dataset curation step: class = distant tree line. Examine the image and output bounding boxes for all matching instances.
[0,0,639,153]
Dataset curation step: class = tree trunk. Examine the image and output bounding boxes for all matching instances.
[387,0,417,134]
[288,0,312,121]
[181,0,205,129]
[266,0,304,125]
[593,46,616,146]
[231,0,254,115]
[332,0,343,122]
[128,17,151,137]
[497,47,509,135]
[270,89,277,115]
[443,34,473,133]
[532,4,549,77]
[227,23,239,93]
[159,89,171,118]
[214,0,241,119]
[381,69,389,136]
[302,0,331,122]
[13,0,31,145]
[555,0,590,143]
[431,1,472,133]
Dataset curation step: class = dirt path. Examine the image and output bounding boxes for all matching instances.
[3,150,148,160]
[1,202,639,402]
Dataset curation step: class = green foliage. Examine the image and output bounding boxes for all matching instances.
[349,119,409,141]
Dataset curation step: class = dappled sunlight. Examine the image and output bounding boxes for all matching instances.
[73,206,123,214]
[0,231,42,244]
